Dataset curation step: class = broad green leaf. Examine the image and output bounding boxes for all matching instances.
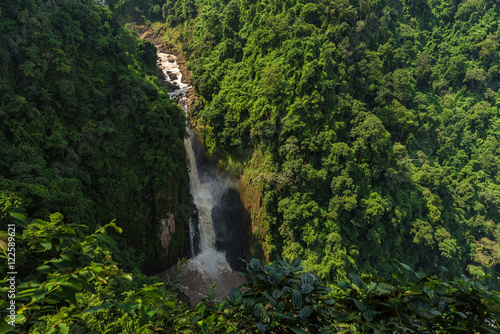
[299,305,313,318]
[139,307,156,327]
[292,290,302,309]
[10,213,28,227]
[40,241,52,250]
[52,238,62,251]
[334,313,356,322]
[57,323,69,334]
[88,266,103,274]
[60,253,76,262]
[399,262,413,273]
[337,280,351,290]
[349,273,366,291]
[249,258,261,270]
[37,265,52,274]
[270,271,283,285]
[415,271,426,279]
[255,322,268,332]
[353,299,367,312]
[229,288,242,304]
[262,291,276,307]
[290,326,308,334]
[254,303,268,321]
[34,288,47,302]
[301,273,314,286]
[84,303,112,313]
[362,310,374,321]
[373,283,395,295]
[50,259,71,271]
[291,258,301,267]
[256,273,267,281]
[300,284,314,295]
[55,286,77,305]
[118,302,141,312]
[428,309,442,316]
[17,288,37,299]
[95,233,117,247]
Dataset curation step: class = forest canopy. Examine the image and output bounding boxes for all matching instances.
[0,0,190,275]
[1,0,500,332]
[144,0,500,284]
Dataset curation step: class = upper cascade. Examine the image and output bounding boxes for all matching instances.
[156,51,191,99]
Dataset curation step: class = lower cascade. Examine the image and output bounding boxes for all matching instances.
[157,48,245,305]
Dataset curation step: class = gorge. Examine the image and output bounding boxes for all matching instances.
[157,47,246,304]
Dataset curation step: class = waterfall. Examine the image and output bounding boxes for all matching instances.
[182,120,217,253]
[157,47,245,305]
[181,98,232,279]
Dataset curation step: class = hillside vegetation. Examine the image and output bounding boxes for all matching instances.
[1,0,500,332]
[0,0,190,275]
[145,0,500,283]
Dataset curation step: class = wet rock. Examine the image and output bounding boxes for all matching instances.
[167,71,178,81]
[212,188,250,273]
[168,81,180,90]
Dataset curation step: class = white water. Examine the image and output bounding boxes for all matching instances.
[158,52,191,99]
[183,129,217,252]
[158,48,245,304]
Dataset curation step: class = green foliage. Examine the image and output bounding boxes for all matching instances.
[2,220,499,333]
[159,0,500,286]
[223,257,334,332]
[0,0,190,274]
[0,213,193,333]
[222,258,500,333]
[195,258,500,333]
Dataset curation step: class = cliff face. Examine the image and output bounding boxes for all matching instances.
[140,178,191,274]
[236,149,271,263]
[135,27,193,274]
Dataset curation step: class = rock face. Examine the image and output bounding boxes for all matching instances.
[235,150,271,262]
[160,213,176,249]
[212,187,251,272]
[140,181,191,275]
[164,81,180,91]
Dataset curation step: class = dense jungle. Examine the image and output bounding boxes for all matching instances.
[1,0,500,332]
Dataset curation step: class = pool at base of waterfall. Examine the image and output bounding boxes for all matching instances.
[177,249,246,306]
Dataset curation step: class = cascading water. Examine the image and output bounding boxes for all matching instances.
[157,48,246,305]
